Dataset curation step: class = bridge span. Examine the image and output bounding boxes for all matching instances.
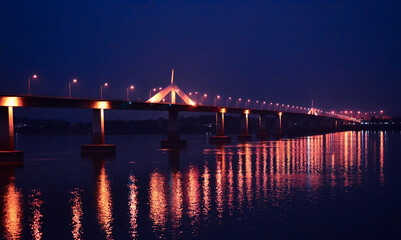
[0,95,358,163]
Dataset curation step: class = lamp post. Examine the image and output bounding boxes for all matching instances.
[149,88,157,98]
[236,98,242,107]
[201,94,207,105]
[127,85,135,101]
[246,99,251,108]
[226,97,232,107]
[100,83,108,99]
[28,74,38,96]
[214,95,221,105]
[69,78,78,98]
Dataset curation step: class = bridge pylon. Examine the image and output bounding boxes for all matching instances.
[147,69,195,105]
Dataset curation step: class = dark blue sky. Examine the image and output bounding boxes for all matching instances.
[1,0,400,120]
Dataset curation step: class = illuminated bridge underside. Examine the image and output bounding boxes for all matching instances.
[0,95,355,122]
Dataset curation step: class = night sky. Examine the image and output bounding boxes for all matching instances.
[1,0,400,120]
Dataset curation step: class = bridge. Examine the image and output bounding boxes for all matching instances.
[0,95,357,163]
[0,69,359,162]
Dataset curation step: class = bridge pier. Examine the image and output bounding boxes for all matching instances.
[81,109,116,154]
[0,107,23,163]
[238,113,252,141]
[257,113,269,140]
[210,112,231,144]
[273,112,284,139]
[161,110,186,149]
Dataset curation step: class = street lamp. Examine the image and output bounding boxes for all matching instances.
[236,98,242,107]
[226,97,232,106]
[149,88,157,98]
[127,85,135,101]
[101,83,108,99]
[246,99,251,108]
[201,93,207,105]
[69,78,78,98]
[28,74,38,96]
[214,95,221,105]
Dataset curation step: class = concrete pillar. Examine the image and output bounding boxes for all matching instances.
[168,110,179,141]
[92,109,105,145]
[210,112,231,144]
[273,112,284,139]
[0,106,23,162]
[238,113,251,141]
[257,114,269,140]
[0,107,14,151]
[216,112,225,136]
[81,108,116,155]
[162,110,186,148]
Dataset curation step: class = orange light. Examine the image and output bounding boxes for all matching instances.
[278,112,282,116]
[130,85,134,89]
[204,94,207,97]
[73,79,78,83]
[94,101,110,109]
[189,92,192,95]
[220,108,226,113]
[1,97,22,107]
[245,109,249,114]
[33,74,38,79]
[159,87,162,90]
[217,95,220,99]
[380,110,384,114]
[104,83,108,87]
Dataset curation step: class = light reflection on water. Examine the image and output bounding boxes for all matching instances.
[2,175,23,240]
[28,189,43,240]
[70,188,83,240]
[0,131,394,239]
[96,161,114,240]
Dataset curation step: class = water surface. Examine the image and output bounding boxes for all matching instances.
[1,131,401,239]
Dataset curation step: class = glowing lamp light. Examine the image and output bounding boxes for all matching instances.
[278,112,282,116]
[245,109,250,114]
[73,79,78,83]
[228,97,232,100]
[217,95,220,99]
[220,108,226,113]
[104,83,108,87]
[33,74,38,79]
[130,85,134,89]
[380,110,384,114]
[1,97,22,107]
[204,94,207,97]
[94,101,110,109]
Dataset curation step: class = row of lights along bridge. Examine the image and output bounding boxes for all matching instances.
[25,74,383,119]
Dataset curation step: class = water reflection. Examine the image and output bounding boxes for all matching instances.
[2,171,23,240]
[0,131,390,239]
[70,188,83,240]
[128,175,138,239]
[95,161,114,240]
[29,189,43,240]
[149,171,167,235]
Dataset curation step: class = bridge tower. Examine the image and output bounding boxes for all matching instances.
[148,69,193,149]
[308,100,318,116]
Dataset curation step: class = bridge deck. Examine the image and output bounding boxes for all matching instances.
[0,95,354,122]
